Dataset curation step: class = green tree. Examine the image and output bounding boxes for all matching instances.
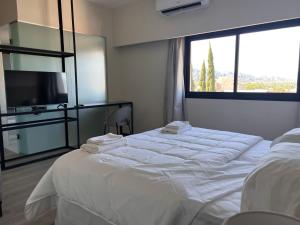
[190,65,198,91]
[206,43,216,92]
[199,61,206,91]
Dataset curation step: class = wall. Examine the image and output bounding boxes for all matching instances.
[0,25,10,44]
[113,0,300,46]
[114,0,300,139]
[0,0,17,27]
[187,99,299,139]
[16,0,110,40]
[118,40,168,132]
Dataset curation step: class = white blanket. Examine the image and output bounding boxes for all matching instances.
[25,128,262,225]
[241,142,300,218]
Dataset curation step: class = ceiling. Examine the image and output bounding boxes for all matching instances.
[88,0,143,8]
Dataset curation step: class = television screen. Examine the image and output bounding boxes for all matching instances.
[5,70,68,107]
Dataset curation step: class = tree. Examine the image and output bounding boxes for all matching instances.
[199,61,206,91]
[190,64,198,91]
[206,43,216,92]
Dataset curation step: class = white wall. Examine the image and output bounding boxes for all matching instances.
[118,40,168,132]
[0,25,10,44]
[113,0,300,46]
[187,99,299,139]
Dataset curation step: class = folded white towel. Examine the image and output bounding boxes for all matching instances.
[81,139,127,154]
[81,144,100,154]
[87,133,123,145]
[161,121,191,134]
[166,121,191,131]
[161,126,191,134]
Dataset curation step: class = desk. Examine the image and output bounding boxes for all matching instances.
[77,101,134,135]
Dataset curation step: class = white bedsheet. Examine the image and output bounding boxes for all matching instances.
[25,128,264,225]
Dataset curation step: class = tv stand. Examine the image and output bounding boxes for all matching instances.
[31,106,47,115]
[31,106,47,111]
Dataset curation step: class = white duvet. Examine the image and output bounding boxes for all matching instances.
[25,128,263,225]
[241,142,300,218]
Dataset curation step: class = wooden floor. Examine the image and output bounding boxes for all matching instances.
[0,159,56,225]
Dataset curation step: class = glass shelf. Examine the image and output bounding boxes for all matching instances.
[0,45,74,58]
[1,117,78,131]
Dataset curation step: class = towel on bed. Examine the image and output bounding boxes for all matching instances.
[87,133,123,145]
[161,121,191,134]
[82,137,127,154]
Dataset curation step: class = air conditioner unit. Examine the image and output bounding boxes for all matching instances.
[156,0,210,15]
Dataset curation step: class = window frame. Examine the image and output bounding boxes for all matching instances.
[184,18,300,101]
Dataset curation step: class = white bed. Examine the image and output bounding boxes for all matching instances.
[25,127,270,225]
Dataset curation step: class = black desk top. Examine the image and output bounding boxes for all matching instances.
[0,101,133,117]
[77,101,132,109]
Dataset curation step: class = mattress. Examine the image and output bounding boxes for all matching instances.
[25,128,270,225]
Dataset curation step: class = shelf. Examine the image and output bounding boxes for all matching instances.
[0,0,80,170]
[0,45,74,58]
[4,146,77,170]
[0,107,76,117]
[4,146,76,163]
[1,117,77,131]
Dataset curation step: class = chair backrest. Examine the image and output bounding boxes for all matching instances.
[108,106,131,126]
[223,212,300,225]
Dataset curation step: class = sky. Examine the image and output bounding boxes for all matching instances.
[191,26,300,81]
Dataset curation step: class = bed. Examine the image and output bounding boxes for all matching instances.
[25,127,271,225]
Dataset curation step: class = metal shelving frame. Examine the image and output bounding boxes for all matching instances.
[0,0,80,170]
[0,0,134,171]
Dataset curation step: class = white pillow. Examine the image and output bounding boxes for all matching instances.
[241,142,300,219]
[271,128,300,148]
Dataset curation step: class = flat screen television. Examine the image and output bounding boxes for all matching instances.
[5,70,68,107]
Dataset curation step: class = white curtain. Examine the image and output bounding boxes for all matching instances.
[164,37,186,124]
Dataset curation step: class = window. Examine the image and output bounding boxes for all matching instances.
[185,19,300,101]
[190,36,236,92]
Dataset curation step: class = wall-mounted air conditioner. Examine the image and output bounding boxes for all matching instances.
[156,0,210,16]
